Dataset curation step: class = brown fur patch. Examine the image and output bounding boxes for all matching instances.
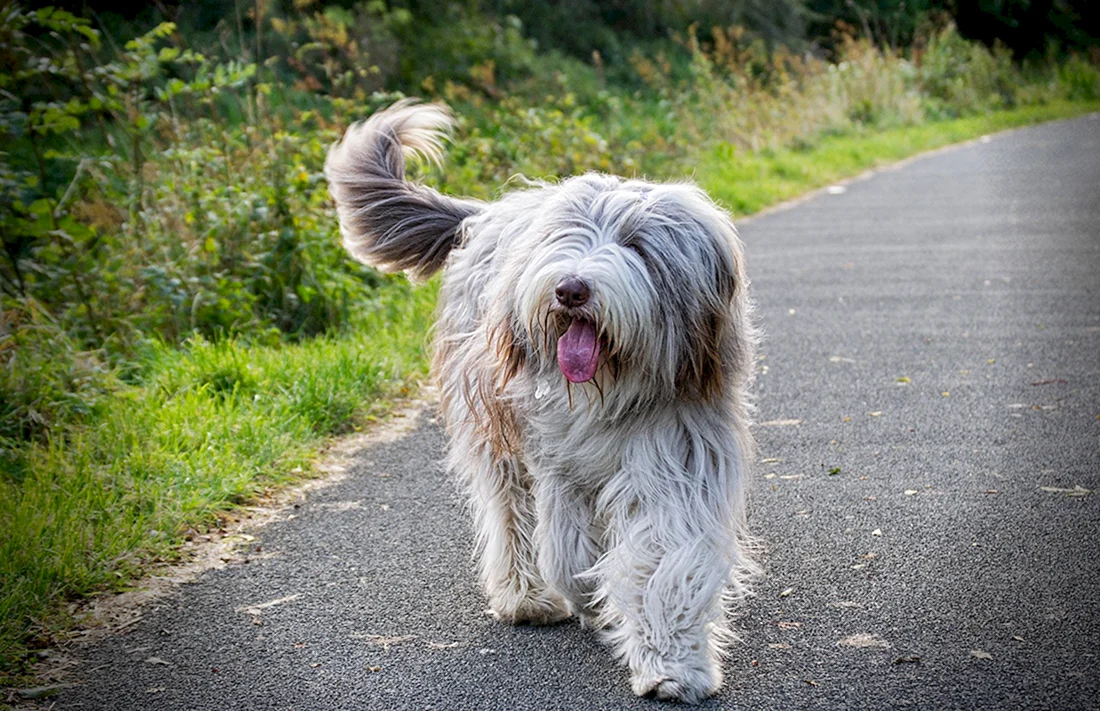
[678,309,730,402]
[678,248,740,403]
[435,319,526,462]
[488,317,526,391]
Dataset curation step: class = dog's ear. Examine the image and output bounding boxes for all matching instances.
[678,300,731,402]
[677,223,741,402]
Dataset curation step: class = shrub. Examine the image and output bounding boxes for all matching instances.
[0,304,110,448]
[630,24,927,155]
[267,0,402,98]
[393,10,538,94]
[0,7,392,363]
[1058,53,1100,101]
[919,24,1018,117]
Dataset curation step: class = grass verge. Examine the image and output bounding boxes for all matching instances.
[697,101,1100,215]
[0,282,436,684]
[1,100,1097,686]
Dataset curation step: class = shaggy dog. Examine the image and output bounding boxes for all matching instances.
[325,100,758,703]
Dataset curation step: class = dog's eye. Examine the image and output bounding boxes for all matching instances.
[620,241,655,274]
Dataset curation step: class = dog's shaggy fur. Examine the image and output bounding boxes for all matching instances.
[325,100,758,703]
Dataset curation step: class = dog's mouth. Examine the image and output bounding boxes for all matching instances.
[556,317,601,383]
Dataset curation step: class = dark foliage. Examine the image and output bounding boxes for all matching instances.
[43,0,1100,60]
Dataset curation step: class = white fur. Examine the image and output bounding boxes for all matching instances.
[325,100,759,704]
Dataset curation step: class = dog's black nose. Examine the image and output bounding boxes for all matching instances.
[555,277,590,308]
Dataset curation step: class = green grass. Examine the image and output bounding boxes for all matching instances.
[3,99,1099,687]
[697,100,1100,216]
[0,281,437,682]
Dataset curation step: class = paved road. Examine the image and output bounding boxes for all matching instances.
[51,115,1100,710]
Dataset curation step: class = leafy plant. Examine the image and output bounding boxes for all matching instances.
[0,5,390,373]
[919,23,1017,117]
[1058,53,1100,101]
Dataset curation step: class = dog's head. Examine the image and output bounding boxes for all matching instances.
[488,174,751,404]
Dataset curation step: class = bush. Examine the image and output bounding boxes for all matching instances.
[394,11,538,95]
[0,7,393,362]
[919,24,1018,117]
[1058,53,1100,101]
[266,1,402,98]
[442,95,626,195]
[624,24,927,155]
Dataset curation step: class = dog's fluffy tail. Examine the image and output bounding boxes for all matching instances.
[324,100,483,279]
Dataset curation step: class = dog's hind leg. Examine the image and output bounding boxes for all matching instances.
[459,449,570,625]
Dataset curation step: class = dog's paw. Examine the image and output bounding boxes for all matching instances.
[488,593,571,626]
[629,657,722,705]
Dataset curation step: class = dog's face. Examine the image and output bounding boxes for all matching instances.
[490,175,747,403]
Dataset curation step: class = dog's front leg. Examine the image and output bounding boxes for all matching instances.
[601,518,730,703]
[462,451,570,625]
[596,421,752,704]
[533,474,601,623]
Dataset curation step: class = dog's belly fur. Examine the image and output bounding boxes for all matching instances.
[325,100,758,704]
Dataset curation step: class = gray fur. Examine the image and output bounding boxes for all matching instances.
[327,102,759,704]
[324,99,483,279]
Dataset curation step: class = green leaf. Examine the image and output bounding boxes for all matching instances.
[28,199,53,217]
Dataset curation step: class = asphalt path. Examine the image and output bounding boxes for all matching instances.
[50,114,1100,710]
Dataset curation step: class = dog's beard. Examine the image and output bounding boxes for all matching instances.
[518,254,652,394]
[531,299,622,386]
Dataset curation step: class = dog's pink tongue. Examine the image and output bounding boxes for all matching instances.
[557,318,600,383]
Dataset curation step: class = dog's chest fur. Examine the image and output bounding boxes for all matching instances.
[519,372,636,486]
